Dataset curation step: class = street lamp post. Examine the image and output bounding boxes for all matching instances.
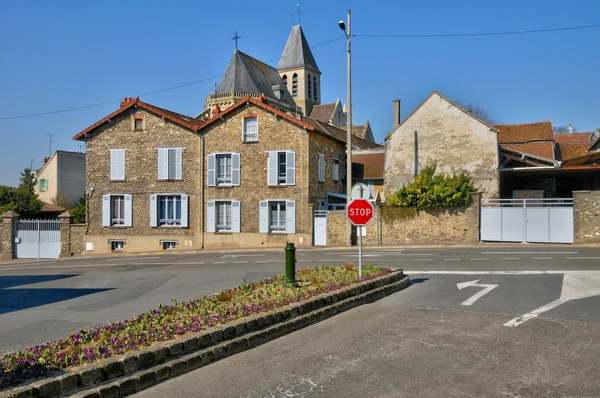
[339,10,352,247]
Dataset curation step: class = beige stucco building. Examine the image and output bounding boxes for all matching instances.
[34,150,86,206]
[385,91,500,198]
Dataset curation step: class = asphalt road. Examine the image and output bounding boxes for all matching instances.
[0,245,599,356]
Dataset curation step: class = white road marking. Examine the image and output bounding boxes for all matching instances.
[254,260,269,263]
[403,270,571,275]
[532,257,553,260]
[222,254,266,258]
[470,258,490,261]
[106,257,159,261]
[233,261,248,264]
[457,280,498,306]
[214,261,225,264]
[443,258,461,261]
[0,261,56,268]
[500,257,519,260]
[565,257,600,260]
[482,251,577,255]
[178,262,205,265]
[504,271,600,327]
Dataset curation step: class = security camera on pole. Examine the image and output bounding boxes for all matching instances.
[347,183,374,278]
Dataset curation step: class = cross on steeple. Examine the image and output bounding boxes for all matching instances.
[296,4,302,24]
[231,32,241,49]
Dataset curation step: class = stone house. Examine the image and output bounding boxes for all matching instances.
[385,91,500,198]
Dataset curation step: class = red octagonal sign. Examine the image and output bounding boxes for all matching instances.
[347,198,374,226]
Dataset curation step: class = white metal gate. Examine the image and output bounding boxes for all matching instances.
[481,199,573,244]
[314,210,327,246]
[15,219,61,259]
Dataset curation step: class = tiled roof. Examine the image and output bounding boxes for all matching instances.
[553,132,594,143]
[40,202,65,213]
[308,103,336,123]
[556,143,592,161]
[352,152,384,179]
[501,142,555,161]
[73,97,201,140]
[495,121,553,143]
[302,118,383,150]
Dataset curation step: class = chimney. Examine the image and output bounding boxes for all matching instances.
[569,124,573,134]
[42,156,49,165]
[393,99,401,128]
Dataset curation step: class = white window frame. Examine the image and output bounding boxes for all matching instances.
[333,158,340,181]
[268,151,295,186]
[158,194,182,226]
[110,149,126,181]
[207,153,240,187]
[242,116,258,142]
[111,195,126,226]
[111,240,125,251]
[216,200,232,232]
[259,199,295,234]
[150,193,188,228]
[269,200,287,233]
[216,153,233,186]
[157,148,184,180]
[102,194,132,227]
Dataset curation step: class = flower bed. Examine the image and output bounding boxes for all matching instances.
[0,265,391,390]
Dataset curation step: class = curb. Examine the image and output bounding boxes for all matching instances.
[3,271,410,398]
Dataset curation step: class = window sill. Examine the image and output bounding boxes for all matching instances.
[106,225,129,228]
[267,185,292,188]
[214,231,234,235]
[214,185,233,189]
[243,140,259,144]
[157,179,184,182]
[109,180,126,183]
[156,225,185,228]
[267,232,288,235]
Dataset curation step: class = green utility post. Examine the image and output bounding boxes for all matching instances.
[285,242,297,286]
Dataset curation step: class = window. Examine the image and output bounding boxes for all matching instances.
[134,118,143,131]
[318,153,325,182]
[206,200,240,233]
[243,117,258,142]
[111,240,125,251]
[313,76,318,101]
[157,148,183,180]
[307,73,312,99]
[333,158,340,181]
[292,73,298,97]
[268,151,295,186]
[163,241,177,250]
[150,194,188,227]
[259,200,295,233]
[111,195,126,225]
[282,74,287,89]
[207,153,240,186]
[158,195,182,226]
[102,194,132,227]
[110,149,126,180]
[37,178,48,192]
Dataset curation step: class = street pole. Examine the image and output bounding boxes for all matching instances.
[359,227,362,278]
[345,9,352,247]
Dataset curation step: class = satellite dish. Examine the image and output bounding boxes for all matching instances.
[351,183,371,200]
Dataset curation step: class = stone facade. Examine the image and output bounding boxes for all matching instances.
[326,193,480,246]
[574,190,600,243]
[202,103,345,248]
[58,212,86,257]
[84,107,201,254]
[0,213,17,261]
[385,91,499,198]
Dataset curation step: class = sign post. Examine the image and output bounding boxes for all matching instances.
[346,197,374,278]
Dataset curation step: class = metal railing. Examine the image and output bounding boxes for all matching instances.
[481,198,573,208]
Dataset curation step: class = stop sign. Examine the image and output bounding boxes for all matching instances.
[347,198,374,226]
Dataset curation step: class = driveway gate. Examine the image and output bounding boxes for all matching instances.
[15,219,61,259]
[314,210,327,246]
[480,199,573,244]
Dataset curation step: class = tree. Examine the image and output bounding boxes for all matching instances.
[454,100,495,124]
[70,195,86,224]
[19,168,35,193]
[0,168,43,217]
[54,191,72,209]
[553,125,577,134]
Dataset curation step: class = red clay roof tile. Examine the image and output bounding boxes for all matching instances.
[496,121,553,143]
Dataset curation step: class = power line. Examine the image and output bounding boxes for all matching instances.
[353,23,600,38]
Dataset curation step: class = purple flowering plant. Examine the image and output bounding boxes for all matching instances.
[0,265,391,389]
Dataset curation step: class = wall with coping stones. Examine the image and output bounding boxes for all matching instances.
[574,190,600,243]
[0,216,15,261]
[326,192,480,246]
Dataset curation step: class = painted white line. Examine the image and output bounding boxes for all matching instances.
[233,261,248,264]
[254,260,269,263]
[275,260,285,263]
[457,280,498,306]
[178,262,205,265]
[107,257,159,261]
[403,270,570,275]
[443,258,461,261]
[500,257,519,260]
[504,299,566,327]
[565,257,600,260]
[214,261,225,264]
[532,257,553,260]
[470,258,490,261]
[222,254,266,258]
[0,262,56,268]
[482,251,577,255]
[0,264,121,271]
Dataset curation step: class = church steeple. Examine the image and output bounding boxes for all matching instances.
[278,24,321,116]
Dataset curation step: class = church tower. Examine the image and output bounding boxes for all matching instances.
[277,25,321,116]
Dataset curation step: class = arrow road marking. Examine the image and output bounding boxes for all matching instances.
[456,279,498,306]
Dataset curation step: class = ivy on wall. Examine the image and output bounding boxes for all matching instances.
[388,164,476,209]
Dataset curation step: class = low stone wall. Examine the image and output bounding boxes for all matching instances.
[574,191,600,243]
[327,192,480,246]
[68,224,86,256]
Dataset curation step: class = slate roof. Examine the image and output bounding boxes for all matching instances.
[302,118,383,150]
[496,121,553,143]
[309,103,336,123]
[217,50,295,106]
[277,25,320,73]
[352,151,385,179]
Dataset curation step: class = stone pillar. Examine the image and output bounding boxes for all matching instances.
[573,191,600,243]
[58,211,73,257]
[0,211,19,261]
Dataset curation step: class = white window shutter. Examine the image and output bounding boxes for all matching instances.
[181,194,188,227]
[168,148,177,179]
[158,149,168,180]
[124,194,132,227]
[110,150,117,180]
[207,154,216,187]
[286,151,295,186]
[44,179,48,191]
[175,149,183,179]
[232,153,241,186]
[150,194,157,227]
[206,201,215,233]
[286,200,296,233]
[119,150,126,180]
[231,200,241,233]
[102,195,111,227]
[259,200,269,233]
[268,152,277,185]
[319,153,325,182]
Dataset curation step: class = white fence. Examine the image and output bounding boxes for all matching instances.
[481,199,573,244]
[15,219,61,259]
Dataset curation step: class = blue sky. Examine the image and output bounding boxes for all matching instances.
[1,0,599,186]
